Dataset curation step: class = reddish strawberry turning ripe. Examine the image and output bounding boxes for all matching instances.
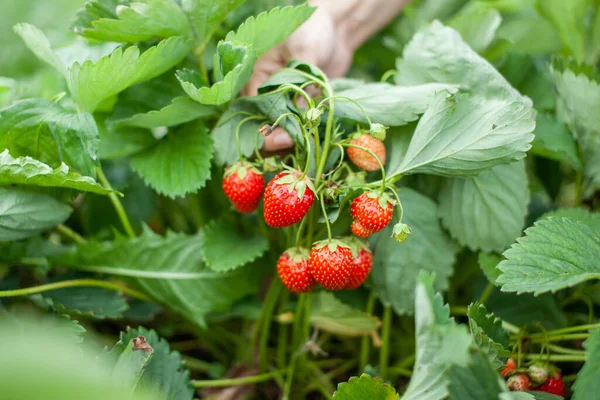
[345,247,373,290]
[263,171,315,228]
[351,220,374,238]
[222,162,265,213]
[507,374,531,391]
[350,193,394,233]
[347,134,386,172]
[277,248,315,294]
[308,240,353,290]
[501,358,517,377]
[537,372,565,396]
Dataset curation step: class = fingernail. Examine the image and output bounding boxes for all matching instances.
[272,133,295,149]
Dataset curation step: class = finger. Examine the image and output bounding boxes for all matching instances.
[242,47,285,96]
[263,127,295,152]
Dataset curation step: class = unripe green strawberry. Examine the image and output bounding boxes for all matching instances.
[222,162,264,213]
[263,171,315,228]
[350,192,394,233]
[308,240,353,291]
[347,134,386,172]
[370,123,387,141]
[528,363,549,384]
[277,248,315,294]
[507,374,531,391]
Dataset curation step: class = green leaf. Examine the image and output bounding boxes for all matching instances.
[525,393,563,400]
[478,252,502,286]
[538,0,589,63]
[111,73,216,129]
[13,23,67,76]
[97,121,156,160]
[202,220,268,272]
[495,17,561,55]
[111,327,193,400]
[395,21,531,105]
[51,227,264,327]
[181,0,244,48]
[391,93,535,177]
[0,315,158,400]
[130,122,213,198]
[309,292,379,337]
[334,374,397,400]
[0,150,114,195]
[225,4,315,57]
[467,303,509,369]
[73,0,191,42]
[486,291,567,331]
[540,208,600,233]
[531,114,582,168]
[497,217,600,294]
[0,98,99,177]
[111,337,154,392]
[448,8,502,53]
[370,188,458,315]
[0,187,71,241]
[30,282,129,319]
[178,41,256,105]
[114,96,215,128]
[400,273,472,400]
[333,81,459,126]
[552,63,600,197]
[69,36,191,112]
[572,327,600,400]
[448,351,508,400]
[438,161,529,252]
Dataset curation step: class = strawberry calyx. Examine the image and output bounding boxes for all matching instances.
[392,222,412,243]
[313,239,351,253]
[343,236,371,258]
[365,190,395,210]
[224,161,262,180]
[369,123,387,141]
[274,169,316,201]
[284,247,310,263]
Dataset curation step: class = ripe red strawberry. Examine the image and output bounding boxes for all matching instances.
[277,248,315,294]
[222,162,264,213]
[345,240,373,290]
[351,220,374,238]
[507,374,531,391]
[308,240,353,290]
[537,372,565,396]
[350,192,394,233]
[347,133,386,171]
[501,358,516,377]
[263,171,315,228]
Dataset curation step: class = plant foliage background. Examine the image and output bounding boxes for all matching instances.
[1,0,600,399]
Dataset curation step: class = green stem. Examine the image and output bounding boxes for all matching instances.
[181,355,212,373]
[527,324,600,340]
[386,186,404,221]
[319,193,332,241]
[359,293,376,371]
[96,168,135,238]
[380,69,397,83]
[277,291,290,369]
[317,96,372,125]
[388,367,412,377]
[192,371,283,388]
[235,116,264,162]
[451,305,468,316]
[295,216,308,249]
[478,282,495,305]
[545,344,586,355]
[56,224,87,245]
[343,143,386,194]
[527,333,589,343]
[520,354,586,362]
[379,306,392,380]
[258,279,283,372]
[0,279,152,302]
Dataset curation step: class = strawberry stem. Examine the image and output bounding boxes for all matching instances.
[359,293,376,370]
[97,167,136,238]
[387,186,404,221]
[379,306,392,380]
[235,116,264,162]
[380,69,397,83]
[343,143,386,194]
[317,95,373,126]
[319,193,333,241]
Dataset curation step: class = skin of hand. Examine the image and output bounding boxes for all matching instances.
[243,0,413,152]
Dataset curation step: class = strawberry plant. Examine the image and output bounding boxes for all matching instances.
[1,0,600,399]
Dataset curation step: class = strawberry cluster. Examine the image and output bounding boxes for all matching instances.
[221,125,411,294]
[502,358,566,396]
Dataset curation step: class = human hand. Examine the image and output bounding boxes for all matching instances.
[243,0,412,152]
